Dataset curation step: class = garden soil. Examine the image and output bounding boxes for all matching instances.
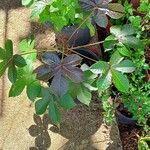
[0,0,122,149]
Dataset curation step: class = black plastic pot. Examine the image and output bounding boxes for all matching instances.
[116,110,137,125]
[56,26,91,48]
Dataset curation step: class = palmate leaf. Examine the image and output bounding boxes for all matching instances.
[79,0,124,28]
[35,52,83,97]
[110,25,140,49]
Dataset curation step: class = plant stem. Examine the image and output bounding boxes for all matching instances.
[71,40,104,50]
[68,48,97,62]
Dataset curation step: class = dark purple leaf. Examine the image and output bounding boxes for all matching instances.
[34,64,55,81]
[94,13,108,28]
[63,66,83,83]
[62,54,82,66]
[41,52,60,65]
[51,74,68,97]
[79,0,96,10]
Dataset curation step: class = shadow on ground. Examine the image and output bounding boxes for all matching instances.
[29,96,103,150]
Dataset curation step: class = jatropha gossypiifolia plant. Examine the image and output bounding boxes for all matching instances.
[0,0,149,128]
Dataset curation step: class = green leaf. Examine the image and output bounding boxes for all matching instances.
[122,36,141,49]
[14,55,27,68]
[31,0,52,17]
[48,100,61,126]
[0,48,6,60]
[5,40,13,59]
[19,38,36,61]
[97,71,112,92]
[8,65,17,84]
[90,61,109,74]
[77,86,92,106]
[59,93,76,109]
[113,60,135,73]
[0,61,7,77]
[117,46,131,57]
[110,50,124,65]
[112,70,129,93]
[35,98,50,115]
[103,35,117,51]
[22,0,32,6]
[9,78,26,97]
[27,80,41,101]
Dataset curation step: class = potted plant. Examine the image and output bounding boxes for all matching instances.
[0,0,149,135]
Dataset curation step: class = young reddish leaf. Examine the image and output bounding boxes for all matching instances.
[51,74,68,97]
[8,64,17,84]
[41,52,60,65]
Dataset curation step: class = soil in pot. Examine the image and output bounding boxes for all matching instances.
[118,123,142,150]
